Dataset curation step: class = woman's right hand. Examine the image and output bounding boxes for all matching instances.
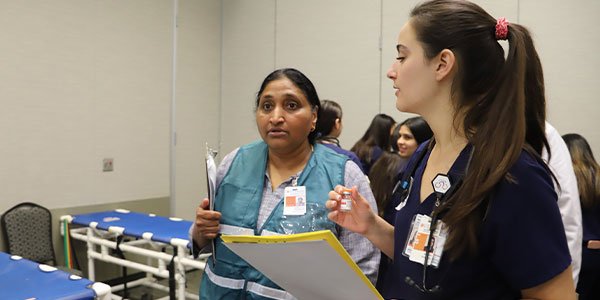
[192,198,221,246]
[325,185,377,235]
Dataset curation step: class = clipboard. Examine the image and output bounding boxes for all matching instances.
[205,144,217,210]
[221,230,383,300]
[205,144,218,264]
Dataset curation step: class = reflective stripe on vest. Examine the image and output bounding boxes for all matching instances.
[204,262,245,290]
[219,225,284,237]
[205,264,297,300]
[247,281,297,300]
[219,224,254,236]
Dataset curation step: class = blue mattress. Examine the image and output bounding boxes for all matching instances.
[0,251,96,300]
[70,210,193,248]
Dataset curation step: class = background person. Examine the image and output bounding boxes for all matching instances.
[370,116,433,293]
[392,116,433,160]
[542,122,583,285]
[372,117,433,224]
[314,99,364,172]
[563,133,600,300]
[350,113,396,176]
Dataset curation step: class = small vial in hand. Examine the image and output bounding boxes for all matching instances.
[340,188,352,212]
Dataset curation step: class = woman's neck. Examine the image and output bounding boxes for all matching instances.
[267,143,313,189]
[429,138,467,172]
[318,136,340,146]
[419,112,468,202]
[433,127,467,154]
[423,104,468,169]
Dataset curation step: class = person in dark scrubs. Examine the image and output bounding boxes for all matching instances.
[392,117,434,161]
[563,133,600,300]
[350,113,396,176]
[370,117,433,293]
[314,99,365,173]
[326,0,576,299]
[374,117,434,224]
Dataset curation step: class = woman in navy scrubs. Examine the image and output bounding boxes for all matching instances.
[327,0,575,299]
[350,113,396,176]
[563,133,600,300]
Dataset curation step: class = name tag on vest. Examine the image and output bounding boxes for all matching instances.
[283,186,307,215]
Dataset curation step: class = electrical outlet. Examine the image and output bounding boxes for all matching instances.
[103,158,114,172]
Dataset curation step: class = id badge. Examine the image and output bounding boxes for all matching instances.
[429,220,448,267]
[407,214,431,265]
[405,215,447,267]
[283,186,307,216]
[403,214,424,257]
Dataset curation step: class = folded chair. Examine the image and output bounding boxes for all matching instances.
[1,202,81,275]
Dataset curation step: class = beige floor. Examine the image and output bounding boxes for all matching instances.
[111,269,203,300]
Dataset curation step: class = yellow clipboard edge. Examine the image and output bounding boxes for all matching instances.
[221,229,330,244]
[221,230,383,299]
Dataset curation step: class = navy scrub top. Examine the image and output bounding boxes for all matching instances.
[380,142,571,300]
[582,204,600,242]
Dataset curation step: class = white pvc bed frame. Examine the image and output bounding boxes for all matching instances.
[61,213,210,300]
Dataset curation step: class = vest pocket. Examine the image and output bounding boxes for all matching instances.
[275,202,336,235]
[217,181,261,226]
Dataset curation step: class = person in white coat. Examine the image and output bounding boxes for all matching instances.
[544,121,583,285]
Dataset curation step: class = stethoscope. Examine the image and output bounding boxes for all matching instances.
[391,141,472,294]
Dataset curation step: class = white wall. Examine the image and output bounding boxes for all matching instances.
[173,0,221,220]
[0,1,173,213]
[220,0,383,154]
[221,0,600,159]
[275,0,382,150]
[220,0,276,154]
[0,0,223,220]
[0,1,598,219]
[520,0,600,150]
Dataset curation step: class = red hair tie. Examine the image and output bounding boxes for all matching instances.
[495,17,509,40]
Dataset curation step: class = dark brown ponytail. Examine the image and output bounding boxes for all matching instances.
[410,0,549,258]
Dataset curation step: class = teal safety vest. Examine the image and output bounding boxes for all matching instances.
[200,141,347,299]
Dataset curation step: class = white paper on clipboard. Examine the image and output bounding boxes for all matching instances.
[221,230,382,300]
[205,144,218,263]
[205,145,217,210]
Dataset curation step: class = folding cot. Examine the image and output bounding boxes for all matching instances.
[61,209,209,300]
[0,251,112,300]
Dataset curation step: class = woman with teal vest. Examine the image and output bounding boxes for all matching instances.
[190,68,380,299]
